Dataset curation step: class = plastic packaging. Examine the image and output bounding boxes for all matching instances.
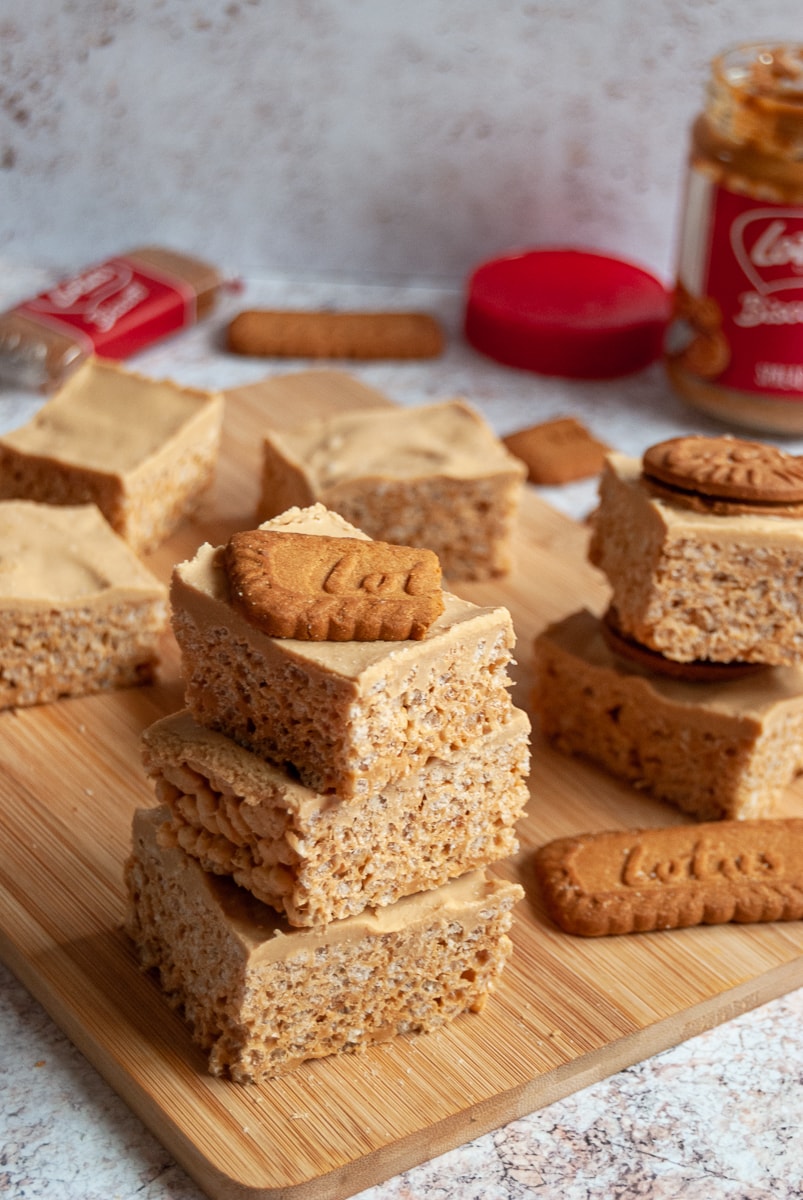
[665,43,803,433]
[0,246,222,390]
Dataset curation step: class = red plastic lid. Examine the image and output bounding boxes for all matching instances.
[464,247,671,379]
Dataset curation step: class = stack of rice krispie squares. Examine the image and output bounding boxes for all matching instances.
[533,435,803,821]
[125,502,527,1082]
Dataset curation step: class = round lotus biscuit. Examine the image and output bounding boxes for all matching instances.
[642,435,803,504]
[600,608,768,683]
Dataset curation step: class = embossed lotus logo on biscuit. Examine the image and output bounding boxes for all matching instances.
[730,209,803,296]
[224,528,445,641]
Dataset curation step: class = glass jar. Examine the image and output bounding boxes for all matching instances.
[665,43,803,433]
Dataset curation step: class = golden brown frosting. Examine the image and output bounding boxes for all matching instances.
[0,499,167,606]
[0,357,223,474]
[264,399,526,488]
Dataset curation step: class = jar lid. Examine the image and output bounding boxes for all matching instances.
[464,247,671,378]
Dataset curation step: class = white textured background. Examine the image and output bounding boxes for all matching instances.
[1,0,802,286]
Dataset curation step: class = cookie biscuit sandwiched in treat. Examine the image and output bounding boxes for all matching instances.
[589,435,803,665]
[257,396,526,581]
[533,607,803,821]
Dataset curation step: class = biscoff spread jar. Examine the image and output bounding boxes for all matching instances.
[666,43,803,433]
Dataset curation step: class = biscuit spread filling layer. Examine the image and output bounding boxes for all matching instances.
[133,806,521,966]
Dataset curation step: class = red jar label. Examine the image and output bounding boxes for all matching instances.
[672,170,803,397]
[15,255,196,358]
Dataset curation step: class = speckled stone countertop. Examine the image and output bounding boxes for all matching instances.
[1,267,802,1200]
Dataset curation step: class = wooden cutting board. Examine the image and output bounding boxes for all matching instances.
[1,368,802,1200]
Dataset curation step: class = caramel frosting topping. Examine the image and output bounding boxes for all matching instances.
[0,499,166,605]
[268,399,526,488]
[0,357,222,474]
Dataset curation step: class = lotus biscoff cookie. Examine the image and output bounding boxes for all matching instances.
[224,528,444,641]
[503,416,610,485]
[227,309,445,360]
[534,818,803,936]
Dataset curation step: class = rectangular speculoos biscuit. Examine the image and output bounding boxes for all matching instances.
[227,309,445,360]
[535,819,803,936]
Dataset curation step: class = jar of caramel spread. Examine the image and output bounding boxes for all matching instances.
[665,43,803,433]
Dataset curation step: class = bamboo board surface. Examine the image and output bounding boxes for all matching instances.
[1,368,803,1200]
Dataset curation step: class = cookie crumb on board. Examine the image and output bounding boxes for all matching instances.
[503,416,610,485]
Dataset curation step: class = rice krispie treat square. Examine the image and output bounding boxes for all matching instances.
[533,607,803,821]
[170,504,520,799]
[589,447,803,666]
[0,499,168,708]
[0,357,224,554]
[257,396,526,581]
[124,805,523,1082]
[141,706,530,927]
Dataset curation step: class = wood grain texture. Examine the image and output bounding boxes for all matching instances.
[1,368,802,1200]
